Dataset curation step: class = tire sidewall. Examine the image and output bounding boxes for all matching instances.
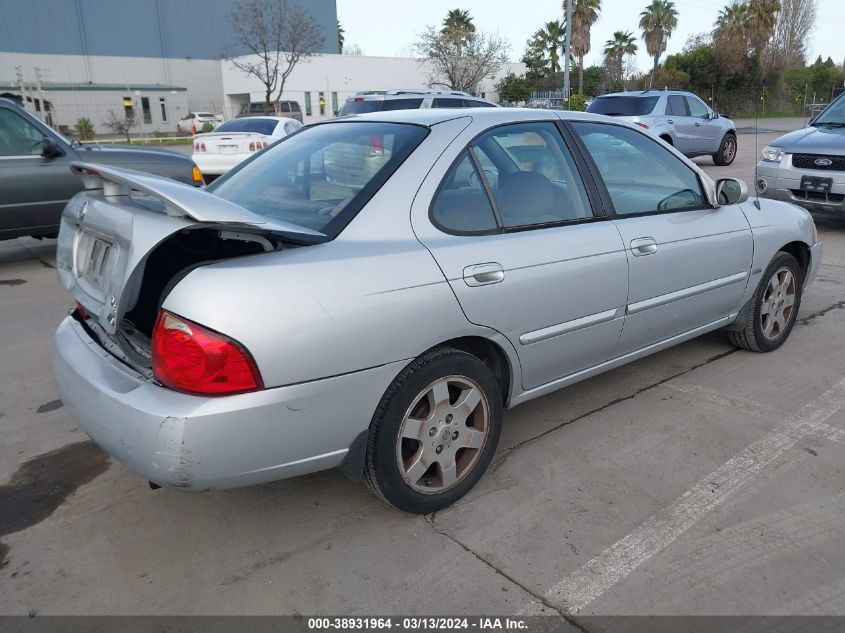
[715,133,737,166]
[369,350,503,514]
[750,253,802,352]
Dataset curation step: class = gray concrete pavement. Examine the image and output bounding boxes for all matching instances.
[1,129,844,620]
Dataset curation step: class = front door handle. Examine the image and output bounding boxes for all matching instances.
[630,237,658,256]
[666,119,674,125]
[694,122,701,127]
[463,262,505,286]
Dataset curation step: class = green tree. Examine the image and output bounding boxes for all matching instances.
[74,117,95,141]
[639,0,679,89]
[337,20,344,52]
[496,72,533,103]
[571,0,602,94]
[442,8,476,51]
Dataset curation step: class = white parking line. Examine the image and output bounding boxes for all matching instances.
[545,377,845,614]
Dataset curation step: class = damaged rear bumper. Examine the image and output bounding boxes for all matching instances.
[52,316,404,490]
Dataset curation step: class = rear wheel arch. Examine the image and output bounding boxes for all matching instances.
[430,336,513,407]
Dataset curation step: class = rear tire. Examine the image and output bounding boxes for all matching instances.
[363,348,502,514]
[728,252,802,352]
[713,133,737,166]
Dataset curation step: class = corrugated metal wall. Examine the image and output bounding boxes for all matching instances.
[0,0,338,59]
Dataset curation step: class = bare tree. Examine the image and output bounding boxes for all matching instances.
[104,109,134,143]
[415,24,510,94]
[223,0,324,111]
[343,43,365,56]
[769,0,816,69]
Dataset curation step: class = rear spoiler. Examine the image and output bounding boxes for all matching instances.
[70,162,325,237]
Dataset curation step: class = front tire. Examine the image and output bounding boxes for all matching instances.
[364,348,503,513]
[728,252,802,352]
[713,133,737,166]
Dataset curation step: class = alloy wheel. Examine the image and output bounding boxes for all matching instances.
[760,266,796,341]
[395,375,490,494]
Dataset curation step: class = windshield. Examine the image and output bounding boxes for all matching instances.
[206,121,428,238]
[587,96,660,116]
[215,119,278,135]
[813,93,845,126]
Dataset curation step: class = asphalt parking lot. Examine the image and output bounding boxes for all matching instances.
[1,118,844,621]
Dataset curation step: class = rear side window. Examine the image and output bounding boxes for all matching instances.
[572,121,705,215]
[587,96,659,116]
[666,95,690,116]
[467,100,496,108]
[432,98,466,108]
[339,100,382,116]
[432,122,593,233]
[431,152,499,233]
[379,98,424,111]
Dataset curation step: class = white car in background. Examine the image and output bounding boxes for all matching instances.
[192,116,303,179]
[179,111,224,134]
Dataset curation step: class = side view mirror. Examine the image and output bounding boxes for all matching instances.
[709,111,719,120]
[716,177,749,205]
[41,137,65,159]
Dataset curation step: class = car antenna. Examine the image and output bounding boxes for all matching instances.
[753,83,762,209]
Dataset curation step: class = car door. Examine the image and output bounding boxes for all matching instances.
[0,107,79,238]
[665,94,696,154]
[412,120,629,390]
[569,120,752,357]
[686,95,720,153]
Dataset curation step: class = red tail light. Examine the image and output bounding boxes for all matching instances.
[635,122,650,130]
[194,142,206,152]
[249,140,268,152]
[152,310,263,396]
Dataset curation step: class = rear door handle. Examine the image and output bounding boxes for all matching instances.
[630,237,658,256]
[666,119,674,125]
[694,122,701,127]
[463,262,504,286]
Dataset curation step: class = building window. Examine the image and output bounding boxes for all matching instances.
[141,97,152,124]
[304,91,312,116]
[159,97,168,122]
[318,92,325,116]
[332,92,338,115]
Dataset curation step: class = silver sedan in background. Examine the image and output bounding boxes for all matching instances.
[52,108,820,513]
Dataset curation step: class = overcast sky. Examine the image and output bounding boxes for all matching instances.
[337,0,845,72]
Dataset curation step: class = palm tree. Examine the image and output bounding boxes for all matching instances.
[538,20,566,74]
[714,1,750,37]
[337,20,345,53]
[604,30,638,85]
[570,0,602,94]
[442,9,476,43]
[746,0,780,60]
[639,0,679,89]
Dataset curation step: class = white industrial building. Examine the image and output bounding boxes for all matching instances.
[220,54,526,124]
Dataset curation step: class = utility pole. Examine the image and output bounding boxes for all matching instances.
[33,66,46,122]
[15,65,33,113]
[563,0,573,108]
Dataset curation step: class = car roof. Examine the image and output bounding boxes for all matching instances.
[331,107,615,127]
[597,90,691,98]
[222,116,291,123]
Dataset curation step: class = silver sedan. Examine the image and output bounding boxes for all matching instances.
[52,108,821,513]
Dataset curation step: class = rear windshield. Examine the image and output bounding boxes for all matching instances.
[207,122,428,238]
[215,119,278,135]
[338,98,424,116]
[587,96,660,116]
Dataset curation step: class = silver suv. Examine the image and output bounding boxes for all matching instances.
[756,90,845,214]
[587,90,738,165]
[338,89,499,116]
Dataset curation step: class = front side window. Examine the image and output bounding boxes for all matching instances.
[432,122,593,233]
[0,108,45,156]
[572,121,706,215]
[686,96,709,119]
[207,122,428,238]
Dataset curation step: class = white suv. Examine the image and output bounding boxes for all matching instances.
[338,89,499,116]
